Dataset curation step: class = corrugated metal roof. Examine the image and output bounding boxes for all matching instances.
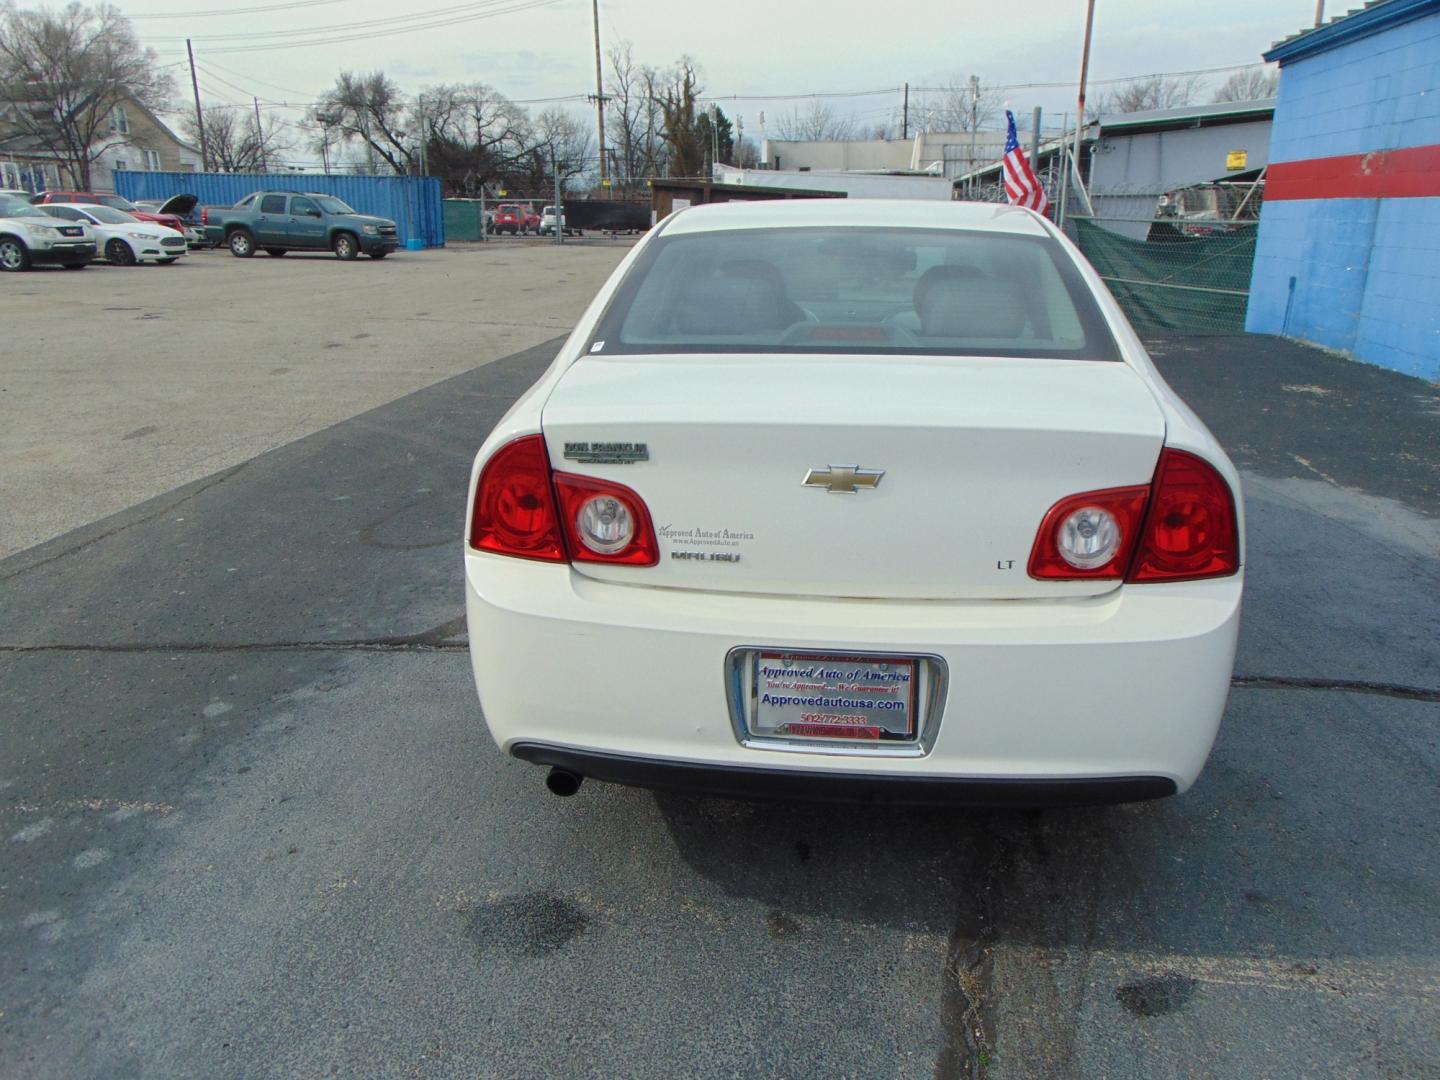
[1098,99,1276,131]
[1265,0,1440,63]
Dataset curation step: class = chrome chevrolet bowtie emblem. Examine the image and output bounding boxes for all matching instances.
[802,465,885,494]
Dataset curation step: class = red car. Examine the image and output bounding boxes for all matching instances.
[30,191,186,236]
[492,203,540,235]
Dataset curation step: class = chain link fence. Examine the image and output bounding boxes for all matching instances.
[1069,216,1256,334]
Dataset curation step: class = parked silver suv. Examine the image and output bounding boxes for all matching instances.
[0,194,97,271]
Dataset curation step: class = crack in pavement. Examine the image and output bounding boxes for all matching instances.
[935,833,1007,1079]
[0,616,470,655]
[1231,674,1440,704]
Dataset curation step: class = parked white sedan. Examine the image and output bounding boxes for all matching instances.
[464,200,1244,805]
[39,203,188,265]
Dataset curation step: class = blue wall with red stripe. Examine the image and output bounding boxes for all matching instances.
[1247,3,1440,380]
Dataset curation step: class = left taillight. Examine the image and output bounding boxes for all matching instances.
[468,434,566,562]
[1028,485,1151,580]
[468,435,659,567]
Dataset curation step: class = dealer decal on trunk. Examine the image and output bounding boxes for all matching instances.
[563,441,648,465]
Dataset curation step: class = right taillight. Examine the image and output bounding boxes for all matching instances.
[201,208,208,224]
[1029,448,1239,583]
[468,435,566,562]
[1127,448,1239,582]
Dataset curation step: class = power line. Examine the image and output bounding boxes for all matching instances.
[147,0,567,42]
[131,0,349,18]
[170,0,566,54]
[199,57,323,98]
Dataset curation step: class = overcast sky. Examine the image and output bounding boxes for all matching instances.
[126,0,1317,143]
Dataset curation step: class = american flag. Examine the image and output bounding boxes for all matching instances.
[1002,110,1049,214]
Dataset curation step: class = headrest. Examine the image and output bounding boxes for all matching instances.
[918,273,1028,340]
[674,260,798,335]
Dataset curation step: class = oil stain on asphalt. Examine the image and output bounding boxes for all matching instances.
[1115,973,1198,1017]
[464,891,589,957]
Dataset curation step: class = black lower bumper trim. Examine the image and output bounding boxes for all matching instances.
[510,743,1177,807]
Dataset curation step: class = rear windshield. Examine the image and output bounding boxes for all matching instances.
[590,226,1120,360]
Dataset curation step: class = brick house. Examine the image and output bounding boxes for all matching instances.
[0,92,200,193]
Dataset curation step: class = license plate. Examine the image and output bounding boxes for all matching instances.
[752,652,918,742]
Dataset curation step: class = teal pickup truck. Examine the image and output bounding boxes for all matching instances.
[201,190,400,260]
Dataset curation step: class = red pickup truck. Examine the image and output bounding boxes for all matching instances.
[492,203,540,235]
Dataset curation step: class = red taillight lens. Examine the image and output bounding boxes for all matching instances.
[554,472,659,565]
[1028,486,1150,579]
[201,208,208,224]
[468,435,566,562]
[1028,450,1239,583]
[1128,449,1239,582]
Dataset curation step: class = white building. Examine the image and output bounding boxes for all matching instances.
[713,164,954,201]
[760,131,1008,180]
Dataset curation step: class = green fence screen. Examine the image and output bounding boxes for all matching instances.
[1072,217,1256,335]
[444,199,489,242]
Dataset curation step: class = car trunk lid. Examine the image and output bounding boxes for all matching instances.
[157,193,198,217]
[540,354,1166,600]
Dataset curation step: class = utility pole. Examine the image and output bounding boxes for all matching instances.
[552,149,563,246]
[736,114,744,168]
[253,97,265,171]
[591,0,608,191]
[902,82,909,139]
[186,40,209,171]
[968,74,979,197]
[1314,0,1325,26]
[1030,105,1042,162]
[1057,110,1071,229]
[417,94,428,176]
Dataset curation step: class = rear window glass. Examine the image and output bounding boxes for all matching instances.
[260,194,287,214]
[590,226,1119,360]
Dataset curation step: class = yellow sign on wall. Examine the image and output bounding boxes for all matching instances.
[1226,150,1249,170]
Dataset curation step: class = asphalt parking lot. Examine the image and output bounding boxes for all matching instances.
[0,239,634,559]
[2,247,1438,1077]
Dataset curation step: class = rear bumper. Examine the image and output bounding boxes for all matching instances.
[513,743,1176,805]
[466,555,1242,794]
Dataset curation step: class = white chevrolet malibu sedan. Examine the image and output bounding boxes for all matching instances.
[464,200,1243,805]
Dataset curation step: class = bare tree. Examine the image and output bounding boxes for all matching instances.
[1212,66,1279,103]
[180,104,290,172]
[659,59,705,177]
[914,76,1002,134]
[0,2,174,189]
[420,82,539,192]
[774,101,855,141]
[1100,74,1205,115]
[311,71,414,174]
[604,41,674,183]
[532,106,595,190]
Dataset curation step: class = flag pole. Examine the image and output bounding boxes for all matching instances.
[1066,0,1098,228]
